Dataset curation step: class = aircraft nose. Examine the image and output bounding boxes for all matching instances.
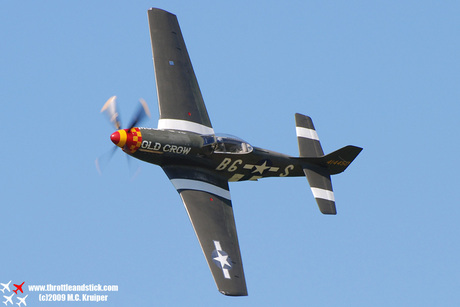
[110,131,120,144]
[110,128,143,153]
[110,130,127,148]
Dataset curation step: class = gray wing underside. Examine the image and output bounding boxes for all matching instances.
[162,165,247,296]
[147,8,213,135]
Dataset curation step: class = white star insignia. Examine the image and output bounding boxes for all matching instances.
[213,250,231,269]
[252,161,270,174]
[212,240,232,279]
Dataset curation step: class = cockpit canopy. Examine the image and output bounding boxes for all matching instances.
[201,134,253,154]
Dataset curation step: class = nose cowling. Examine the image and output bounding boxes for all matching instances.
[110,128,142,153]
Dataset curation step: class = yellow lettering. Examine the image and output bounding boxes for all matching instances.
[280,165,294,177]
[216,158,232,171]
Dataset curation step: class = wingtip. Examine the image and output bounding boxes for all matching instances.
[148,7,175,16]
[220,290,248,296]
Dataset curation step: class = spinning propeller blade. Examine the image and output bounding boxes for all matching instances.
[127,98,151,129]
[101,96,122,129]
[97,96,151,174]
[95,145,118,174]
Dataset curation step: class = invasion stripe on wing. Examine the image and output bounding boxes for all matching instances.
[158,119,215,135]
[296,127,319,141]
[170,179,231,200]
[310,187,335,202]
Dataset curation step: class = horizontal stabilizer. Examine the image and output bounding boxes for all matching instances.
[295,113,362,214]
[296,113,335,214]
[303,166,336,214]
[295,113,324,157]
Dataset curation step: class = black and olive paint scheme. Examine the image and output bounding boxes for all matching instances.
[101,8,362,296]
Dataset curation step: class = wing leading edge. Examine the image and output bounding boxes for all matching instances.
[162,165,247,296]
[148,8,214,135]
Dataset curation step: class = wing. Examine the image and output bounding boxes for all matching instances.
[148,8,214,135]
[162,165,247,296]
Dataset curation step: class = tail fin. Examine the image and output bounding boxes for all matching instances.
[322,145,363,175]
[295,113,362,215]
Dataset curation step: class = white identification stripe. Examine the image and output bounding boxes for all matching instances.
[158,119,215,135]
[171,179,231,200]
[296,127,319,141]
[311,188,335,202]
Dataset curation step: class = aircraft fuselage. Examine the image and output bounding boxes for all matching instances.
[116,128,306,181]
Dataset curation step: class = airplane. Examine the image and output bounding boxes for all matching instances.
[0,281,11,293]
[15,295,27,307]
[101,8,362,296]
[2,294,13,306]
[12,283,23,295]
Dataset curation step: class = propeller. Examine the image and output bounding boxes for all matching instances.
[127,98,151,129]
[96,96,151,174]
[101,96,122,130]
[95,145,118,175]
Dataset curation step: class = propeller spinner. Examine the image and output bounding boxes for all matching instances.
[110,128,143,153]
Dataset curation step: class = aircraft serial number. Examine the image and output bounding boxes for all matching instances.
[327,160,350,166]
[216,158,294,177]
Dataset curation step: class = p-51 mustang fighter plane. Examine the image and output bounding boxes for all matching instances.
[101,8,362,296]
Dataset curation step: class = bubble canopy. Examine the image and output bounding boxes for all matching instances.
[201,134,253,154]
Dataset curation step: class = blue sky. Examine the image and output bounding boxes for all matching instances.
[1,1,460,306]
